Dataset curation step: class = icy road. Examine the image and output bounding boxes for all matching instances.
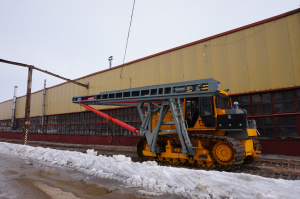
[0,142,299,199]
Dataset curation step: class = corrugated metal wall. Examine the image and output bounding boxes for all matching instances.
[0,100,12,120]
[0,10,299,120]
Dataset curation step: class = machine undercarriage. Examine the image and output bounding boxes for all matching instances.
[137,135,261,169]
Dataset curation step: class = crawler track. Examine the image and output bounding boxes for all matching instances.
[137,134,246,170]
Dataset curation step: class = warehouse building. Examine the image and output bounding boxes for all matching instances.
[0,8,299,156]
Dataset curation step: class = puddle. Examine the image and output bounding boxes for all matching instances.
[0,154,141,199]
[0,153,180,199]
[54,179,112,196]
[33,181,82,199]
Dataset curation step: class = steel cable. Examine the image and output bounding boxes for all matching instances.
[120,0,136,78]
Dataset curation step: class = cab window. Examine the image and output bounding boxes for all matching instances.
[185,98,199,128]
[200,96,215,127]
[216,94,230,109]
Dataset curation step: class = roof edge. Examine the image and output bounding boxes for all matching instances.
[2,8,300,102]
[78,8,300,80]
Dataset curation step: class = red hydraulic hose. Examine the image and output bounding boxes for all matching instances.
[80,103,140,134]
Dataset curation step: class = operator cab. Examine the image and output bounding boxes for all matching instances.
[184,92,231,128]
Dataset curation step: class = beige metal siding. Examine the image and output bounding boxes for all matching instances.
[288,13,300,86]
[0,100,12,120]
[183,45,198,81]
[265,17,295,89]
[227,30,250,93]
[245,23,271,91]
[30,91,43,117]
[0,10,299,120]
[211,36,231,90]
[15,97,25,118]
[45,79,89,115]
[196,41,214,79]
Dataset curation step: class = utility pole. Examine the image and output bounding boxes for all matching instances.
[23,66,33,145]
[0,58,89,145]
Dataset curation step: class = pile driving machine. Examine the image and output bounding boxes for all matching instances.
[72,78,261,169]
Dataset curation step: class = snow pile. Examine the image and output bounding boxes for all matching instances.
[0,142,299,199]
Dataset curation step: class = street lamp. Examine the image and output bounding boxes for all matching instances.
[108,56,113,68]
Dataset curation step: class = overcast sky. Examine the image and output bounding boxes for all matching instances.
[0,0,299,103]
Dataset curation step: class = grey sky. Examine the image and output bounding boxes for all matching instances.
[0,0,299,103]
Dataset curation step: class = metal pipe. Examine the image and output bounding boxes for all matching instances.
[42,79,46,131]
[80,103,140,134]
[11,86,17,129]
[34,66,89,89]
[0,58,89,89]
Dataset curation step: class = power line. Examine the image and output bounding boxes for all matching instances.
[120,0,136,78]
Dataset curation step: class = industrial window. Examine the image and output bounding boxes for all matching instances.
[232,89,299,139]
[232,95,250,115]
[261,93,273,114]
[253,114,299,138]
[256,116,275,138]
[102,123,108,135]
[251,94,261,115]
[241,95,251,114]
[124,108,131,121]
[132,108,140,121]
[113,108,124,121]
[232,90,298,116]
[276,116,298,138]
[297,89,300,112]
[274,90,295,113]
[0,106,141,136]
[251,93,272,115]
[0,120,12,132]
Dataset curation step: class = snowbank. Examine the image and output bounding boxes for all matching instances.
[0,142,299,199]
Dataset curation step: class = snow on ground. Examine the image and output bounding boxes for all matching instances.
[0,142,299,199]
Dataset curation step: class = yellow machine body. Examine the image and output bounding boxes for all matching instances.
[140,89,261,168]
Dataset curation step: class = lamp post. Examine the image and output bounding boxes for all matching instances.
[108,56,113,68]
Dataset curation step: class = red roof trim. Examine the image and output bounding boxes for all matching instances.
[77,8,300,81]
[2,8,299,103]
[229,86,300,96]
